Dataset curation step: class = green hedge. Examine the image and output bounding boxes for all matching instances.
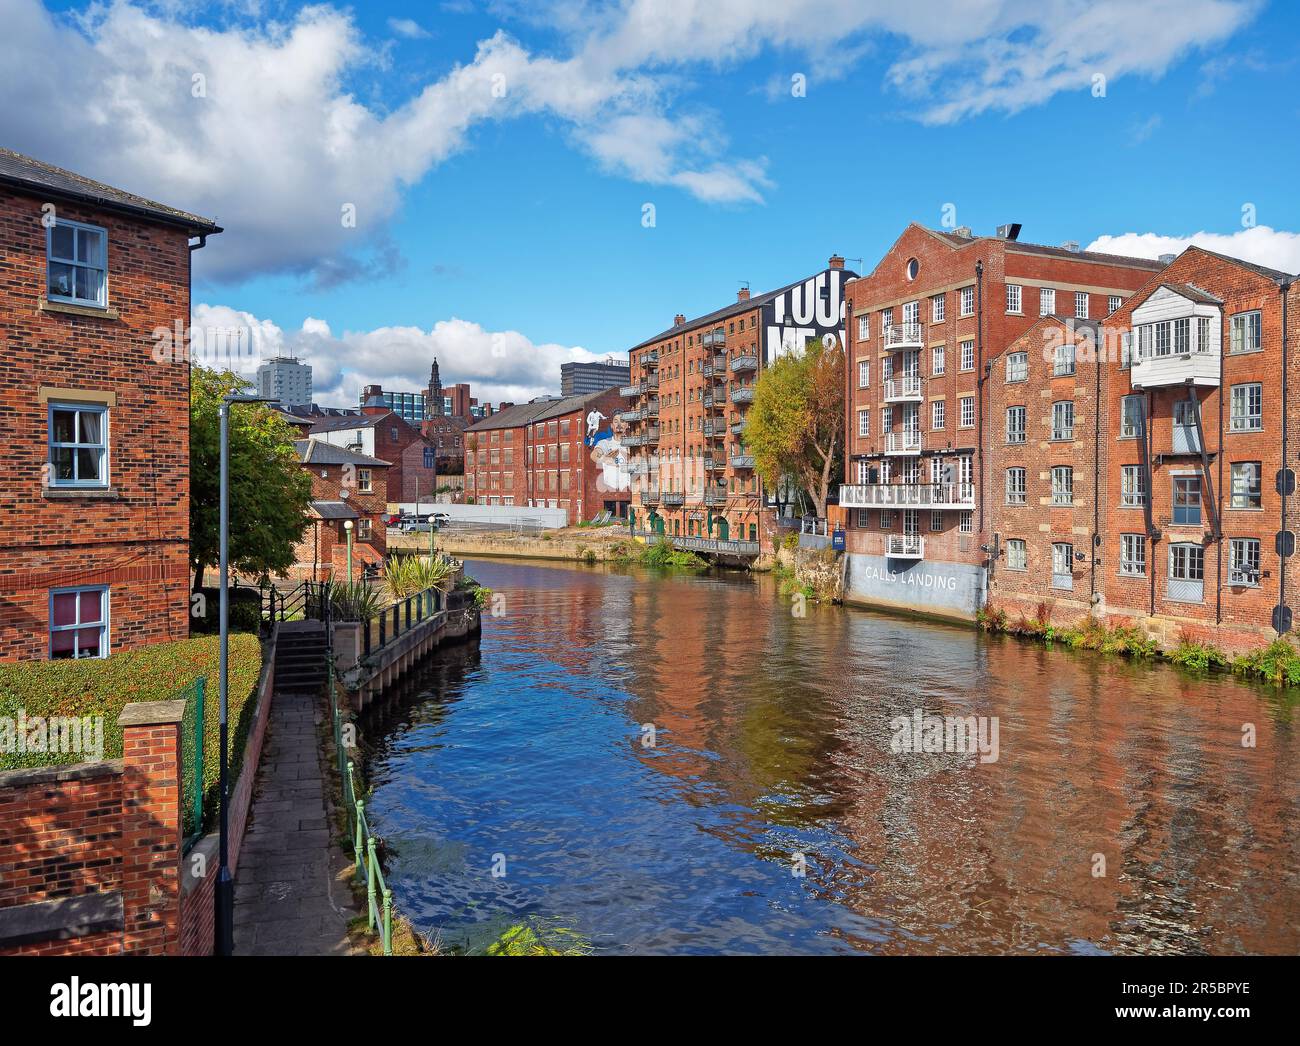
[0,635,265,804]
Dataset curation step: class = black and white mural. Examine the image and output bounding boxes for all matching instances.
[760,267,856,364]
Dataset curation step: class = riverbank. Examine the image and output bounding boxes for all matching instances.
[391,525,635,564]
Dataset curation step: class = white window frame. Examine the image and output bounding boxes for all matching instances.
[1005,351,1028,383]
[46,217,108,308]
[857,314,870,341]
[1074,291,1089,319]
[960,340,975,372]
[858,359,870,388]
[959,286,974,317]
[49,585,110,660]
[1121,465,1146,508]
[931,400,945,430]
[1006,405,1026,443]
[959,510,973,535]
[1229,310,1262,354]
[1005,467,1026,505]
[1039,287,1055,317]
[931,294,945,322]
[1108,295,1123,314]
[1119,533,1146,577]
[1230,461,1262,510]
[857,408,870,438]
[1120,395,1142,438]
[1051,466,1074,506]
[1229,538,1261,586]
[1006,284,1022,314]
[1006,538,1027,570]
[48,401,110,488]
[959,396,975,429]
[1052,543,1075,588]
[1052,400,1075,441]
[931,344,945,375]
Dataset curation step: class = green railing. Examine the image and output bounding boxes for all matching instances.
[179,678,206,854]
[327,657,393,954]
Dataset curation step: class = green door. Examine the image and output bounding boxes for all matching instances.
[718,518,729,541]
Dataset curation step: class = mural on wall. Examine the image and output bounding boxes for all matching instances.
[587,409,632,494]
[760,267,856,364]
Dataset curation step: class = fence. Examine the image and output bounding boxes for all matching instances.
[178,678,206,853]
[262,580,330,623]
[326,657,393,954]
[361,586,445,657]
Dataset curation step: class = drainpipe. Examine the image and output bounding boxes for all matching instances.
[1148,390,1156,617]
[1216,358,1225,625]
[1280,279,1293,633]
[1091,326,1101,604]
[975,261,985,538]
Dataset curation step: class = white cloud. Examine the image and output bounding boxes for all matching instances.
[387,17,430,39]
[1086,226,1300,276]
[191,303,601,406]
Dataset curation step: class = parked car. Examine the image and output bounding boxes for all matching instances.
[400,519,434,533]
[431,511,451,526]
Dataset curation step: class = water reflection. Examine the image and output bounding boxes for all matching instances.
[362,558,1300,955]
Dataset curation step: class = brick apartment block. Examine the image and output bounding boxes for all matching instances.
[838,223,1162,619]
[290,439,390,582]
[465,389,631,526]
[0,149,220,661]
[621,257,854,554]
[307,408,437,507]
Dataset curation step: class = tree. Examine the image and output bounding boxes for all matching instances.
[746,336,844,518]
[190,367,314,590]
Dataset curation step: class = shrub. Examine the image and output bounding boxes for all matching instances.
[640,538,707,570]
[330,581,385,622]
[977,605,1008,633]
[1168,631,1231,673]
[472,586,493,610]
[1101,625,1158,659]
[1233,638,1300,686]
[383,555,452,600]
[781,532,799,552]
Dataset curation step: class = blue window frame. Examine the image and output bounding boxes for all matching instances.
[1173,475,1202,526]
[48,402,109,487]
[49,586,109,659]
[46,218,107,308]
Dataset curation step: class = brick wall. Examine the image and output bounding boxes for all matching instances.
[0,187,194,661]
[291,459,389,581]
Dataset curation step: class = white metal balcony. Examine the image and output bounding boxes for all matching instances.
[885,431,923,455]
[886,534,925,558]
[883,375,923,402]
[839,482,974,509]
[884,323,924,349]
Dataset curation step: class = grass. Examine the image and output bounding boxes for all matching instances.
[0,635,265,802]
[639,537,708,570]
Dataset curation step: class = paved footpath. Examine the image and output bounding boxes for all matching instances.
[232,690,361,956]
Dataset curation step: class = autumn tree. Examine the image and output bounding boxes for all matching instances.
[190,367,314,590]
[746,336,844,518]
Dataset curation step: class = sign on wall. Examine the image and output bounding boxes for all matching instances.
[760,267,856,364]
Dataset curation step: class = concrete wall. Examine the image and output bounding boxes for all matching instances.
[844,552,986,622]
[394,502,569,529]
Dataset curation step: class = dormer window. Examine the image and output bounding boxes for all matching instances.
[47,218,107,308]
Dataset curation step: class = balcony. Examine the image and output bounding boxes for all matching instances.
[623,426,660,447]
[886,534,925,559]
[884,323,924,349]
[730,419,746,436]
[616,408,641,424]
[662,491,685,507]
[883,375,923,402]
[702,394,717,410]
[703,489,727,506]
[702,329,726,349]
[639,487,660,507]
[643,398,660,417]
[839,482,974,509]
[731,387,754,405]
[701,420,725,438]
[703,456,721,471]
[642,350,659,369]
[731,354,758,373]
[885,431,923,455]
[1131,344,1221,390]
[619,382,639,397]
[731,454,755,470]
[626,459,657,476]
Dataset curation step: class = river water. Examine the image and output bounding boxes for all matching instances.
[361,558,1300,955]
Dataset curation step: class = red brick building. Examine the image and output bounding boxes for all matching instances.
[0,149,220,660]
[621,257,854,556]
[465,390,631,525]
[307,408,437,507]
[837,224,1162,620]
[290,440,391,582]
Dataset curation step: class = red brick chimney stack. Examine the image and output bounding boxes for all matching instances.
[674,313,686,326]
[737,287,750,302]
[829,255,845,270]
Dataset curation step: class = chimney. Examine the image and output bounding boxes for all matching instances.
[953,226,973,239]
[828,255,845,269]
[737,287,750,302]
[1061,240,1081,253]
[996,223,1022,241]
[1158,253,1176,265]
[674,313,686,326]
[361,384,388,415]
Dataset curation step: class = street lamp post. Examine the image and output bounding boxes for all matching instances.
[344,519,354,582]
[217,392,273,956]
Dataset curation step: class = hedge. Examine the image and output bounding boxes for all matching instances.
[0,635,265,806]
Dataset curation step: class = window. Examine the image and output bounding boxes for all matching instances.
[882,307,893,328]
[1169,543,1205,597]
[855,508,870,528]
[882,406,893,432]
[1120,395,1142,438]
[1120,534,1146,576]
[959,396,975,428]
[960,340,975,371]
[1052,543,1075,589]
[1230,538,1261,586]
[1006,284,1022,313]
[879,510,894,529]
[1051,466,1074,506]
[390,427,399,442]
[857,314,870,341]
[1052,400,1075,440]
[1006,406,1026,443]
[1121,466,1146,507]
[1005,352,1028,382]
[50,586,108,659]
[959,510,973,535]
[1173,475,1203,525]
[1108,295,1123,314]
[1039,287,1056,316]
[1053,341,1076,376]
[1230,383,1262,432]
[357,468,372,493]
[931,345,945,375]
[932,294,945,322]
[1120,332,1133,369]
[1074,292,1089,318]
[931,510,944,532]
[48,403,108,487]
[960,286,975,316]
[931,400,945,430]
[882,356,894,381]
[857,409,870,438]
[47,219,107,307]
[856,460,870,484]
[1230,462,1261,509]
[858,359,870,388]
[1230,311,1262,354]
[1006,539,1027,570]
[1005,468,1026,505]
[356,518,372,540]
[1174,317,1191,355]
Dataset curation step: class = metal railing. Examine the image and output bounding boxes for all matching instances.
[730,355,758,372]
[883,375,922,400]
[179,677,206,853]
[801,517,828,536]
[361,586,445,658]
[885,431,923,454]
[730,387,754,404]
[884,322,924,348]
[839,482,975,508]
[262,580,330,623]
[886,534,925,557]
[702,329,725,348]
[730,454,755,469]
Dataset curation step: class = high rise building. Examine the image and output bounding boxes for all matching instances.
[562,360,630,396]
[257,355,313,406]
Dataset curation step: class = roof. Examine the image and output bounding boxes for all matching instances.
[465,391,615,433]
[272,409,315,428]
[309,500,359,520]
[0,148,222,235]
[1158,282,1224,305]
[1183,246,1295,286]
[626,264,858,353]
[922,224,1166,270]
[308,412,393,434]
[294,439,391,467]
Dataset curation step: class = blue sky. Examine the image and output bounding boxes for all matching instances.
[5,1,1298,405]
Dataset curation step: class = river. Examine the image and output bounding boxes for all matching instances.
[361,558,1300,955]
